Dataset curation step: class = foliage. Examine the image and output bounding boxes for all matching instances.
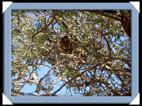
[11,10,131,96]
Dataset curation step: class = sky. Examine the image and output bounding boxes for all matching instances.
[20,62,68,96]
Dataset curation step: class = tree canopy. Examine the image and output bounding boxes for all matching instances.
[11,10,131,96]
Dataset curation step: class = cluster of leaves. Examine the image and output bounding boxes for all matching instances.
[11,10,131,96]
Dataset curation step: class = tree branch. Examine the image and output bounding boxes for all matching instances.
[51,63,100,96]
[84,10,121,21]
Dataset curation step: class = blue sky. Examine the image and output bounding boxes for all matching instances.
[21,62,67,96]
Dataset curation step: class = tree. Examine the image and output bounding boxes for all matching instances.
[11,10,131,96]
